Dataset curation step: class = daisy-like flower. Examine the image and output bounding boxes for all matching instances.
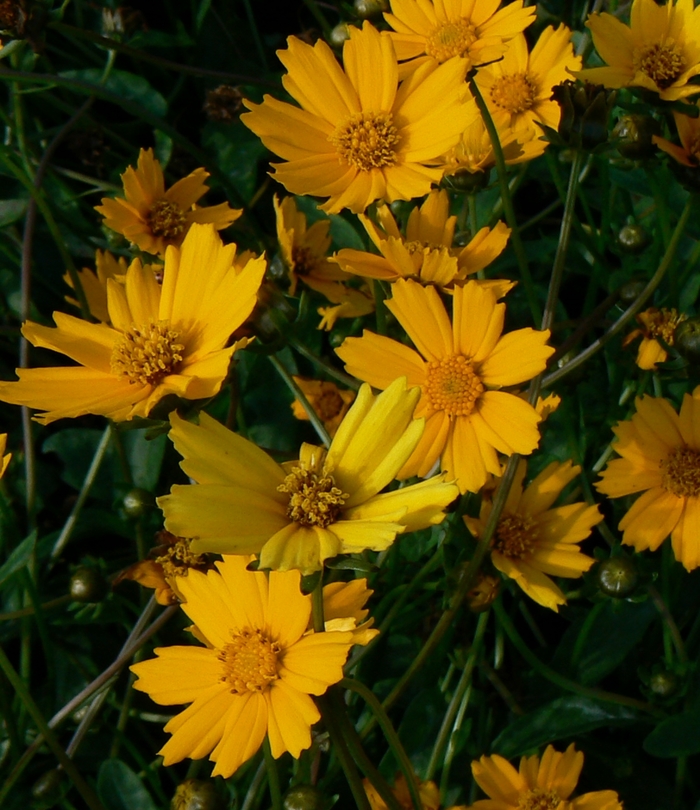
[465,460,601,611]
[623,307,686,370]
[241,22,476,215]
[317,286,375,331]
[365,774,441,810]
[130,555,356,778]
[654,106,700,166]
[158,377,459,573]
[96,148,241,257]
[333,189,514,296]
[384,0,535,76]
[0,434,10,479]
[595,391,700,571]
[290,377,356,438]
[469,744,622,810]
[64,250,129,323]
[336,280,553,494]
[578,0,700,102]
[474,26,581,135]
[0,224,265,424]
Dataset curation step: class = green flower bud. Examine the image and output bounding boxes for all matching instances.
[122,487,155,519]
[171,779,223,810]
[618,278,648,305]
[649,669,679,698]
[596,556,639,598]
[552,81,615,150]
[284,785,325,810]
[442,169,490,193]
[612,115,661,161]
[329,23,351,48]
[69,566,109,603]
[617,223,650,255]
[354,0,389,18]
[31,768,63,804]
[674,317,700,364]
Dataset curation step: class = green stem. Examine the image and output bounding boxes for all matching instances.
[373,280,387,336]
[263,738,283,810]
[341,678,423,810]
[301,0,333,39]
[312,575,325,634]
[241,758,267,810]
[287,337,360,390]
[648,586,687,665]
[269,355,331,448]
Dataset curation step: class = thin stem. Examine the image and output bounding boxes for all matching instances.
[288,337,360,390]
[648,586,687,664]
[269,355,331,448]
[263,739,283,810]
[301,0,333,38]
[312,576,325,634]
[241,758,267,810]
[373,280,387,335]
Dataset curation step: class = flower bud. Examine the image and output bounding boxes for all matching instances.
[552,81,615,150]
[329,23,351,48]
[69,566,109,603]
[466,572,500,612]
[284,785,325,810]
[442,169,490,193]
[172,779,223,810]
[596,556,639,598]
[617,223,650,255]
[674,317,700,364]
[354,0,389,18]
[31,768,63,803]
[122,487,155,519]
[618,278,647,305]
[612,115,661,161]
[203,85,243,123]
[649,669,679,698]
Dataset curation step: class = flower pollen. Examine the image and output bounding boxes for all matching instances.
[661,445,700,498]
[425,355,484,417]
[291,245,319,276]
[426,19,477,62]
[517,789,561,810]
[278,467,348,527]
[147,199,187,239]
[111,319,184,386]
[218,629,280,694]
[155,536,206,580]
[315,389,345,421]
[495,512,538,558]
[331,112,400,172]
[490,73,537,113]
[640,307,685,344]
[634,42,685,89]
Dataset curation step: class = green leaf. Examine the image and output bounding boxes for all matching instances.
[492,697,639,758]
[0,531,36,590]
[0,198,27,228]
[644,708,700,758]
[97,759,157,810]
[58,69,167,118]
[123,431,167,492]
[202,121,267,202]
[43,429,114,496]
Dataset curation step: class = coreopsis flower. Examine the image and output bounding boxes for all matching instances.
[578,0,700,102]
[0,224,265,424]
[336,280,553,493]
[130,555,356,778]
[623,307,686,369]
[64,250,128,323]
[96,148,241,256]
[317,285,375,331]
[290,377,356,437]
[383,0,535,76]
[595,391,700,571]
[364,774,440,810]
[332,190,514,296]
[158,377,459,573]
[241,22,476,214]
[0,434,10,479]
[474,26,581,135]
[654,107,700,166]
[469,745,622,810]
[322,579,379,646]
[465,460,601,611]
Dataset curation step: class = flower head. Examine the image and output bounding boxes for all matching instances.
[623,307,685,369]
[654,106,700,166]
[578,0,700,101]
[595,391,700,571]
[465,459,601,611]
[290,377,356,437]
[336,280,553,493]
[469,744,622,810]
[241,22,476,214]
[317,286,375,330]
[96,148,241,256]
[130,555,356,777]
[158,377,459,573]
[0,224,265,424]
[322,578,379,646]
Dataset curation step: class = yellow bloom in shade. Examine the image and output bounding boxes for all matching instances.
[469,745,622,810]
[64,250,128,323]
[0,225,265,424]
[595,391,700,571]
[654,106,700,166]
[130,555,355,778]
[336,280,553,494]
[290,377,356,437]
[384,0,535,76]
[578,0,700,101]
[0,434,10,479]
[623,307,685,370]
[274,195,350,298]
[158,377,459,574]
[241,22,476,215]
[317,286,375,331]
[95,148,241,257]
[474,26,581,135]
[333,190,514,297]
[465,460,601,611]
[365,774,440,810]
[322,579,379,646]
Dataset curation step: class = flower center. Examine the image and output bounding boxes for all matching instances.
[425,19,477,62]
[111,319,184,386]
[490,73,537,114]
[291,245,320,276]
[661,445,700,498]
[331,112,400,172]
[518,789,561,810]
[495,512,538,558]
[146,199,187,239]
[218,629,280,694]
[641,307,685,344]
[155,536,207,580]
[425,355,484,417]
[316,389,345,421]
[278,467,349,528]
[634,42,685,89]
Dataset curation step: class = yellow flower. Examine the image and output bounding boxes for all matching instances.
[623,307,685,370]
[0,225,265,424]
[0,434,10,479]
[290,377,356,437]
[474,26,581,135]
[64,250,129,323]
[384,0,535,76]
[595,391,700,571]
[317,285,375,331]
[95,148,241,257]
[654,106,700,165]
[333,190,514,297]
[241,22,475,215]
[469,744,622,810]
[336,280,553,493]
[578,0,700,101]
[322,578,379,646]
[465,460,601,611]
[365,774,440,810]
[274,195,350,297]
[130,555,355,778]
[158,377,459,573]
